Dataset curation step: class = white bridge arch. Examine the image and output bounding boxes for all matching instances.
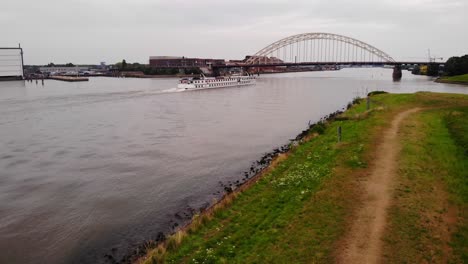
[245,33,395,64]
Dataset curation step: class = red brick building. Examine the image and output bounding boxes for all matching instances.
[149,56,225,68]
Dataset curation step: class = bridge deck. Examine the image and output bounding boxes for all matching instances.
[215,61,443,68]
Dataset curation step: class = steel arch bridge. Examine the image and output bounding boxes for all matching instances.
[244,32,395,65]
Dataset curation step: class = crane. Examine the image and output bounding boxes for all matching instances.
[427,49,443,63]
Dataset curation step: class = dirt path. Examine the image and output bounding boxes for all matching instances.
[337,108,421,264]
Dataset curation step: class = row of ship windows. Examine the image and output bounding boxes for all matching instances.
[194,81,250,88]
[193,78,252,84]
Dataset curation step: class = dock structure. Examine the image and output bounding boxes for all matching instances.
[49,76,89,82]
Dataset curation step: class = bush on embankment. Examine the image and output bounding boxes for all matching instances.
[367,90,388,97]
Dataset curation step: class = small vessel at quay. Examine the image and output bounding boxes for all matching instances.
[177,74,256,90]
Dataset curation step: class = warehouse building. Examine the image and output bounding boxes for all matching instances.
[149,56,225,68]
[0,47,24,80]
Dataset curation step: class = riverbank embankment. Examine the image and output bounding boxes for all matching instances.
[137,92,468,264]
[435,74,468,85]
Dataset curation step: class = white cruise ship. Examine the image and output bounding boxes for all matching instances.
[177,74,256,90]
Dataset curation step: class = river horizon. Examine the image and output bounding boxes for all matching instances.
[1,68,467,264]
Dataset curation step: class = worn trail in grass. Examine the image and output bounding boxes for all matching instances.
[338,107,421,264]
[382,106,468,263]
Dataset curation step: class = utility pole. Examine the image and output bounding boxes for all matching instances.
[427,48,443,63]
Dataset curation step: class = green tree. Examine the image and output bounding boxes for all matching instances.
[122,59,127,70]
[445,56,462,76]
[185,67,202,74]
[461,55,468,74]
[65,62,74,67]
[444,55,468,76]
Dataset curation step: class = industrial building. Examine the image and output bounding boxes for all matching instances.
[149,56,225,68]
[0,46,24,80]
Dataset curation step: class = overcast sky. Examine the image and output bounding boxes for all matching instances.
[2,0,467,65]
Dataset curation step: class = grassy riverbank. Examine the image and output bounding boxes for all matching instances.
[140,92,468,264]
[383,105,468,262]
[437,74,468,85]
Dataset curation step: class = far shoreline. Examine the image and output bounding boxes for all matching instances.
[434,74,468,85]
[434,78,468,85]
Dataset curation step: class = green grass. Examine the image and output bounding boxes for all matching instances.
[142,92,468,264]
[158,111,376,264]
[445,108,468,158]
[444,108,468,262]
[440,74,468,83]
[383,107,468,263]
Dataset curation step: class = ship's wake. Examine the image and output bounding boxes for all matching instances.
[161,87,187,93]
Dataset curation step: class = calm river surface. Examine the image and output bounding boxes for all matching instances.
[0,68,466,263]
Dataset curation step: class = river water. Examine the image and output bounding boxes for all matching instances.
[0,68,466,263]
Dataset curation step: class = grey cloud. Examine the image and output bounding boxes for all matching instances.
[1,0,466,64]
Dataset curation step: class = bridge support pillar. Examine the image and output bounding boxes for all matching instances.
[392,64,402,81]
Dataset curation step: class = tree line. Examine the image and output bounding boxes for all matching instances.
[444,55,468,76]
[46,62,75,67]
[411,54,468,77]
